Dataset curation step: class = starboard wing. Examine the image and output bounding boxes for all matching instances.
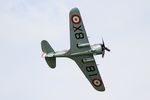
[71,55,105,91]
[69,8,91,53]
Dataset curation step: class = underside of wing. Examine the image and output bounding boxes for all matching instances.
[71,55,105,91]
[69,8,91,53]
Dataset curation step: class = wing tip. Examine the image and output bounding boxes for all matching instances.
[71,7,79,10]
[70,7,79,14]
[95,86,105,92]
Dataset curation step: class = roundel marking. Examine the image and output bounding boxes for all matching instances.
[71,14,81,24]
[92,79,102,87]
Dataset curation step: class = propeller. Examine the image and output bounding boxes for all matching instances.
[101,39,110,58]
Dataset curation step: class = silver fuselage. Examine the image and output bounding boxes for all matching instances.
[45,44,103,57]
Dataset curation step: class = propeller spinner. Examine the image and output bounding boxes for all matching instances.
[101,39,110,58]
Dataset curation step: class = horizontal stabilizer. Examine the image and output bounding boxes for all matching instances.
[41,40,54,54]
[41,40,56,68]
[45,57,56,68]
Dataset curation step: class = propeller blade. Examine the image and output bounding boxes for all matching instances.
[105,47,110,52]
[102,50,105,58]
[102,38,105,46]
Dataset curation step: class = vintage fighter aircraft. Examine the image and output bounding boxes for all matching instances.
[41,8,110,91]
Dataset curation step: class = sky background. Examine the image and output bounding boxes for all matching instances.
[0,0,150,100]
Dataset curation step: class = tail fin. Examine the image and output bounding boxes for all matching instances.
[41,40,56,68]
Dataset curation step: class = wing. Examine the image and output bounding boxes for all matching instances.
[71,55,105,91]
[69,8,91,53]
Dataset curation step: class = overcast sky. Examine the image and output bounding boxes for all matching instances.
[0,0,150,100]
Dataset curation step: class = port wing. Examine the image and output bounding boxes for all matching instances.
[69,8,91,53]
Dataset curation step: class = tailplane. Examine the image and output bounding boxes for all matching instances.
[41,40,56,68]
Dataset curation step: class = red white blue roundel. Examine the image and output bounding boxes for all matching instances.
[92,79,102,86]
[71,15,81,24]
